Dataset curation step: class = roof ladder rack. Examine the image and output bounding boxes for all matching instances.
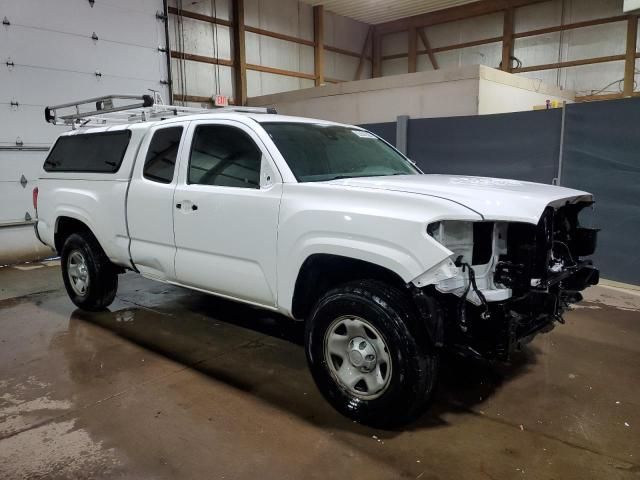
[44,93,276,128]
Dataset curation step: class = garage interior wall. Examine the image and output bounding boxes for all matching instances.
[171,0,639,107]
[168,0,371,104]
[562,97,640,285]
[380,0,640,98]
[362,109,562,185]
[0,0,170,264]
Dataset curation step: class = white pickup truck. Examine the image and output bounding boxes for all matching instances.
[35,97,599,427]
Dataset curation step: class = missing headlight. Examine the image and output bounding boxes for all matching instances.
[427,221,494,266]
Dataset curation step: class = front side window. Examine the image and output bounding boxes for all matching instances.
[261,122,418,182]
[143,126,183,183]
[188,125,261,189]
[43,130,131,173]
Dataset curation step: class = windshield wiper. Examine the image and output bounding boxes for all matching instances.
[326,175,356,181]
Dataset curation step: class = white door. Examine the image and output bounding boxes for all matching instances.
[127,124,185,280]
[173,120,282,307]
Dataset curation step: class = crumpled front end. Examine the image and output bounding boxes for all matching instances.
[420,201,599,360]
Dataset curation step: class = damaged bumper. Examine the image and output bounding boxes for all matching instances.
[459,261,599,360]
[422,201,600,361]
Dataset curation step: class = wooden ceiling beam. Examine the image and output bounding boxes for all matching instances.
[408,27,418,73]
[231,0,247,106]
[355,27,373,80]
[501,7,514,72]
[170,50,234,67]
[418,28,438,70]
[624,15,638,97]
[168,6,232,27]
[514,14,628,38]
[372,28,382,77]
[314,5,325,86]
[512,54,625,73]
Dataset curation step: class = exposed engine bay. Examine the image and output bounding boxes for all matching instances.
[423,201,599,360]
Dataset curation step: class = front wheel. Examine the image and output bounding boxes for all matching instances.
[60,232,118,311]
[305,280,438,428]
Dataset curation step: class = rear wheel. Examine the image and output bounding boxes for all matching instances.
[61,232,118,311]
[305,280,438,428]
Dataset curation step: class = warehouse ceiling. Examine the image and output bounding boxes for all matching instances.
[300,0,480,24]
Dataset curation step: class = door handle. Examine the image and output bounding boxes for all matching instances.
[176,201,197,211]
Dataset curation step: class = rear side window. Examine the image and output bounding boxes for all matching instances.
[188,125,261,189]
[143,127,183,183]
[44,130,131,173]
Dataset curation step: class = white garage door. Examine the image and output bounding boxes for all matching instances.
[0,0,170,263]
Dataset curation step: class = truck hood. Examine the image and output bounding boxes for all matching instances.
[328,174,592,224]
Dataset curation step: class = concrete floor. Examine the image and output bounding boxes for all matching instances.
[0,262,638,480]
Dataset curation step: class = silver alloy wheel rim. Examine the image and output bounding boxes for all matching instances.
[324,315,392,400]
[67,250,89,296]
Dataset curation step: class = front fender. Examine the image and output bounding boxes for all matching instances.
[276,183,482,315]
[278,234,455,316]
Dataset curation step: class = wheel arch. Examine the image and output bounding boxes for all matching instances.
[290,253,408,320]
[54,215,101,254]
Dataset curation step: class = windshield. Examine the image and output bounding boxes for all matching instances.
[261,122,419,182]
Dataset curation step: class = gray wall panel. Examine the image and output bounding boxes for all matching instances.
[361,122,397,147]
[562,98,640,285]
[406,109,562,184]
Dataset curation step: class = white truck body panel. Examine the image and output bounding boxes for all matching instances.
[276,182,481,314]
[36,111,594,319]
[171,119,283,307]
[329,175,592,224]
[126,120,190,281]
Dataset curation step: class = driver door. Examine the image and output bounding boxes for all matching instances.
[172,119,282,307]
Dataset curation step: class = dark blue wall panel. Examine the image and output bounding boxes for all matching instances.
[562,98,640,285]
[360,121,396,147]
[407,109,562,184]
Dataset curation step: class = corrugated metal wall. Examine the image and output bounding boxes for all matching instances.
[324,9,371,82]
[168,0,371,103]
[381,0,639,97]
[245,0,315,96]
[514,0,631,94]
[169,0,234,101]
[0,0,170,263]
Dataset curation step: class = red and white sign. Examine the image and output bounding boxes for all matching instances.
[213,95,229,107]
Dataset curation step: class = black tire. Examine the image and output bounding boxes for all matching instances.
[60,232,118,311]
[305,280,438,428]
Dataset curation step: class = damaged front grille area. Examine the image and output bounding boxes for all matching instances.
[494,205,599,295]
[439,203,600,361]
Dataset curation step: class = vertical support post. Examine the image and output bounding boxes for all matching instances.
[418,28,438,70]
[408,27,417,73]
[501,8,514,73]
[313,5,324,86]
[355,27,372,80]
[556,102,567,186]
[372,28,382,78]
[396,115,409,155]
[232,0,247,105]
[624,14,638,97]
[162,0,173,104]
